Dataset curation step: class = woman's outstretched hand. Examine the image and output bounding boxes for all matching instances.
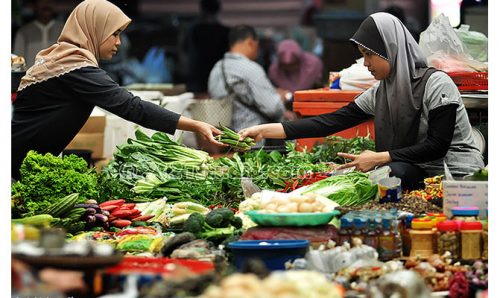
[336,150,391,172]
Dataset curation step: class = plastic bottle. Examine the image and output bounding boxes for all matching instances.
[378,217,395,261]
[338,216,353,246]
[352,217,367,244]
[401,214,413,257]
[364,217,379,249]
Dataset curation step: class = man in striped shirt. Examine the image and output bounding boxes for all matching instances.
[208,25,287,133]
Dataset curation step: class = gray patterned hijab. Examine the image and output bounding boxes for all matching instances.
[351,12,430,152]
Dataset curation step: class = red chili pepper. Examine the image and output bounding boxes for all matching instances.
[292,180,299,190]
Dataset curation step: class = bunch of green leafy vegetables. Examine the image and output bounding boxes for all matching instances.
[212,142,333,205]
[296,171,377,206]
[311,135,375,164]
[11,150,98,217]
[101,130,221,205]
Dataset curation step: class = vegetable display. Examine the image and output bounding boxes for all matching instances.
[11,151,98,217]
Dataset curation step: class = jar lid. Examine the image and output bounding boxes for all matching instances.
[427,213,446,218]
[461,221,483,231]
[412,218,433,229]
[437,220,459,232]
[451,206,480,216]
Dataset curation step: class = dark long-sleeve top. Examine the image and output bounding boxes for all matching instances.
[283,101,457,164]
[283,72,484,176]
[12,66,181,179]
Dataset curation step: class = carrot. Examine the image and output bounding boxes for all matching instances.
[131,214,155,222]
[101,205,119,212]
[100,199,125,208]
[111,219,132,228]
[111,209,135,218]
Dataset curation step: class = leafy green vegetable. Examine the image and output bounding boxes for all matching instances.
[12,151,98,216]
[297,172,377,206]
[311,135,375,164]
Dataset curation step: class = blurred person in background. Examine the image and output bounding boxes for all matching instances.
[208,25,287,137]
[268,39,323,93]
[12,0,224,180]
[13,0,64,67]
[182,0,230,94]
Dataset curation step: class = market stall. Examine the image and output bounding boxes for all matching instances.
[11,125,488,297]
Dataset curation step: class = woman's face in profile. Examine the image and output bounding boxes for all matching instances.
[358,45,391,80]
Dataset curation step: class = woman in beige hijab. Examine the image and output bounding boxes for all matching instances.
[12,0,224,179]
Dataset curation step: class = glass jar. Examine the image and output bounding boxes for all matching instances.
[436,220,460,259]
[409,218,435,258]
[451,206,480,222]
[482,221,488,260]
[460,221,483,260]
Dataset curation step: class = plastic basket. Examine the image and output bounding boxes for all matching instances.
[189,98,233,127]
[447,72,488,91]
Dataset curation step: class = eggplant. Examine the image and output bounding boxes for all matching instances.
[95,214,108,222]
[75,203,100,209]
[85,215,96,223]
[101,210,110,217]
[85,208,97,216]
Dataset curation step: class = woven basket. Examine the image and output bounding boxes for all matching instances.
[189,98,233,127]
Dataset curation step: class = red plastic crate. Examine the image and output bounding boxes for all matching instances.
[105,256,214,275]
[447,72,488,91]
[293,89,374,151]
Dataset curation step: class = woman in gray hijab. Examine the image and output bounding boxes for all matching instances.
[238,12,484,190]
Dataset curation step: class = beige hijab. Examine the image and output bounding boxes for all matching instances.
[18,0,131,91]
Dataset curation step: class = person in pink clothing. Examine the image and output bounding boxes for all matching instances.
[268,39,323,93]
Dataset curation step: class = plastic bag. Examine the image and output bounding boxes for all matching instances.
[455,24,488,62]
[339,58,377,91]
[142,46,172,83]
[419,14,487,72]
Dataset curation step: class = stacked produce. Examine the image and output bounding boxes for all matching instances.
[11,151,97,217]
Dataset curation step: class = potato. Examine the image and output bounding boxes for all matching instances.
[286,202,299,213]
[289,195,305,204]
[264,203,277,212]
[304,193,317,203]
[298,202,313,213]
[276,205,290,213]
[312,201,325,212]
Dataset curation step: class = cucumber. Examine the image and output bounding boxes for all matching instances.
[12,214,54,227]
[41,193,81,218]
[67,207,86,221]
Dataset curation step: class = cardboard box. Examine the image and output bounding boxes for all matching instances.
[66,133,104,159]
[65,110,107,159]
[443,180,488,219]
[80,114,106,133]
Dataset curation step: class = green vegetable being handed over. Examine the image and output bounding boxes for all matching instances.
[216,124,256,151]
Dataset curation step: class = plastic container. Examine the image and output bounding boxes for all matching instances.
[427,213,447,223]
[245,210,340,227]
[447,72,488,91]
[451,206,480,222]
[437,221,460,258]
[460,221,483,260]
[409,218,435,258]
[228,240,310,271]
